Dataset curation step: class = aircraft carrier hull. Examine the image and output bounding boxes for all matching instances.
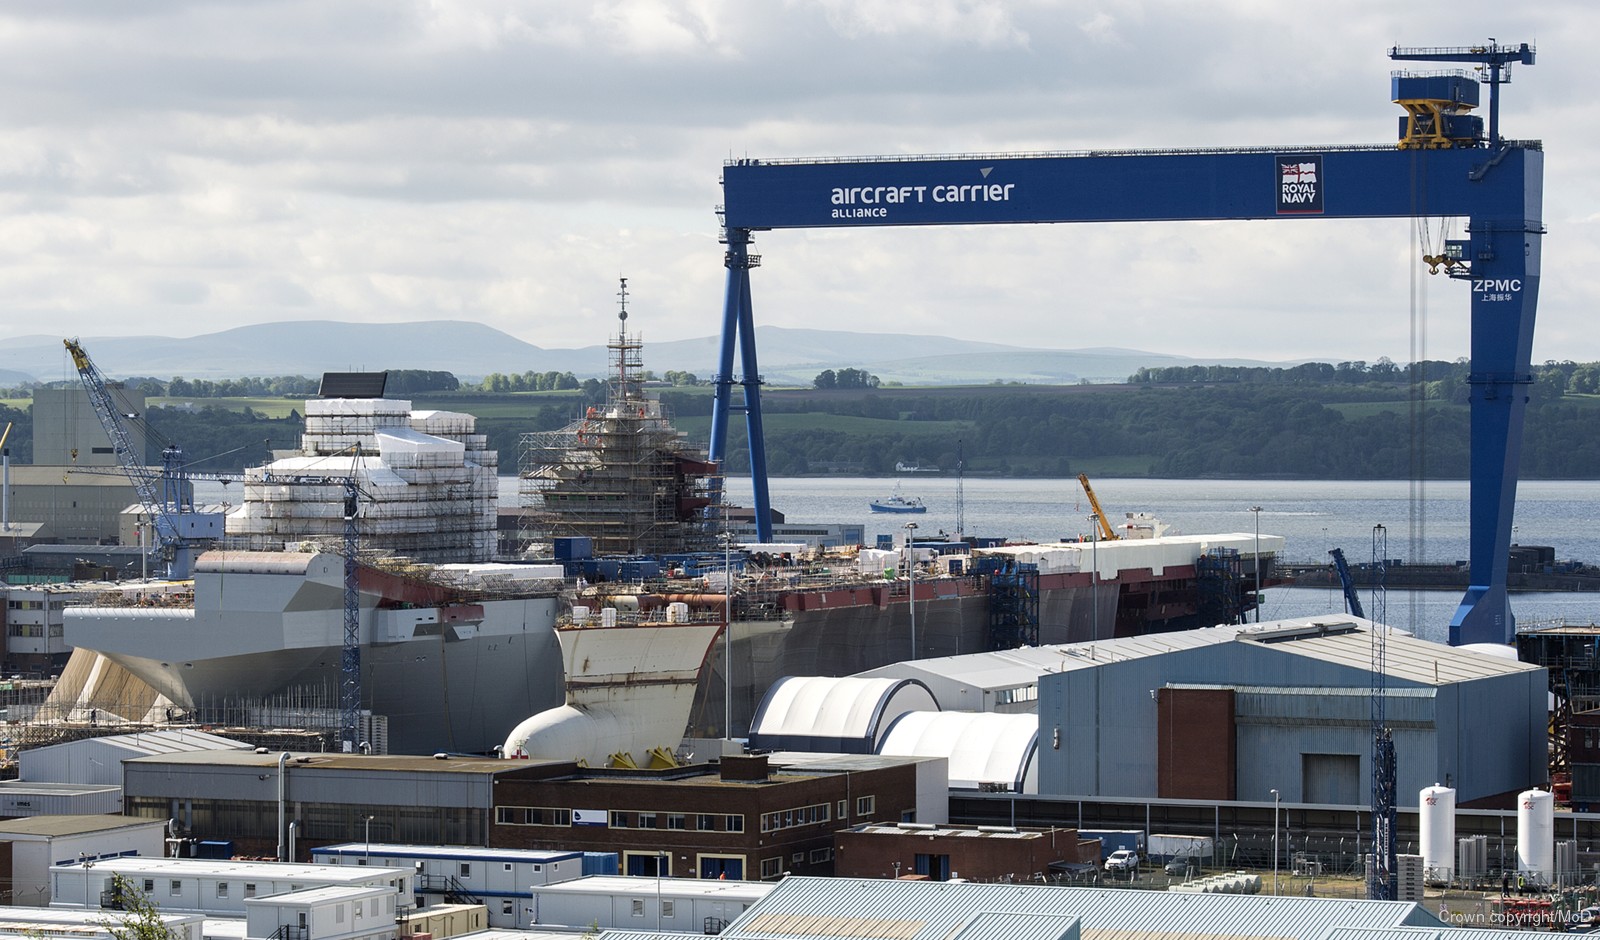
[64,551,566,754]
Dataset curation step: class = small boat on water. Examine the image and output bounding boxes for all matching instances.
[870,485,927,514]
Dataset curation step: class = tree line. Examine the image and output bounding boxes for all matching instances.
[10,356,1600,479]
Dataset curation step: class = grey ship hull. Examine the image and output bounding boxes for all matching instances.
[65,552,565,754]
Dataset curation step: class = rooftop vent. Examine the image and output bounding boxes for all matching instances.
[1244,621,1360,644]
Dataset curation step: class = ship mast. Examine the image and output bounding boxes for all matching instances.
[610,277,644,407]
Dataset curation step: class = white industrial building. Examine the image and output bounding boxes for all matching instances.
[245,884,398,940]
[876,711,1039,794]
[49,857,415,917]
[0,815,165,906]
[0,903,203,940]
[20,730,250,786]
[0,781,123,817]
[311,843,587,930]
[529,875,772,934]
[4,581,131,671]
[857,646,1056,713]
[747,676,937,754]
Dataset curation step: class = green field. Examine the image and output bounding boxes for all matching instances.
[149,396,304,419]
[674,414,970,437]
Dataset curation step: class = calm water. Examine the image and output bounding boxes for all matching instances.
[221,475,1599,644]
[713,477,1600,643]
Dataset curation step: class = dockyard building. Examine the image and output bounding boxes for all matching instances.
[0,903,202,939]
[48,856,415,916]
[876,711,1039,794]
[664,874,1463,940]
[19,729,251,786]
[857,646,1054,715]
[121,752,568,860]
[832,821,1099,882]
[1030,618,1544,808]
[489,752,945,882]
[310,843,593,931]
[528,875,772,934]
[746,676,938,754]
[0,814,165,906]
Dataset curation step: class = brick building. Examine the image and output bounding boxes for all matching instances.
[833,821,1100,883]
[491,753,946,882]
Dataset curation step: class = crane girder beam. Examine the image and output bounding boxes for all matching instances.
[187,466,365,751]
[260,471,364,752]
[62,339,225,579]
[717,143,1542,646]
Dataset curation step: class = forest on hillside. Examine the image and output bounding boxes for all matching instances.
[5,358,1598,479]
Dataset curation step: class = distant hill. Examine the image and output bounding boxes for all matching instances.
[3,321,1316,385]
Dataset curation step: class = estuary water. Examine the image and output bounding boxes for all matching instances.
[711,476,1600,644]
[316,475,1600,644]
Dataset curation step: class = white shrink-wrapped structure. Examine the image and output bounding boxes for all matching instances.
[228,398,498,563]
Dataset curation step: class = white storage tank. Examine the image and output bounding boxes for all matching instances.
[1419,783,1456,884]
[1516,788,1555,879]
[571,605,590,624]
[600,607,617,628]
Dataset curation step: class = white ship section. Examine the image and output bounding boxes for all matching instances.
[227,399,497,563]
[503,614,723,767]
[64,551,564,755]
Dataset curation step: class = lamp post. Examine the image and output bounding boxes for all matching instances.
[364,815,374,862]
[656,850,668,931]
[723,528,734,742]
[1249,506,1263,623]
[904,521,918,660]
[1088,517,1099,638]
[1270,788,1280,895]
[276,752,290,862]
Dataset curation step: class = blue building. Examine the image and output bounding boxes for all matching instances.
[1035,619,1544,807]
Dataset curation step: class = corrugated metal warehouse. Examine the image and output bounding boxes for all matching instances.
[694,875,1448,940]
[19,730,250,786]
[1036,619,1544,805]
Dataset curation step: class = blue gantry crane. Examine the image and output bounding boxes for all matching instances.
[1328,547,1365,619]
[711,42,1539,647]
[1389,41,1535,148]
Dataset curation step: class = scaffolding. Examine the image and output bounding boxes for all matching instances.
[519,280,719,558]
[1196,547,1248,626]
[986,560,1040,649]
[227,398,498,563]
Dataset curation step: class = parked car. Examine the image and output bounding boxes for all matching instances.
[1164,858,1197,877]
[1105,849,1140,872]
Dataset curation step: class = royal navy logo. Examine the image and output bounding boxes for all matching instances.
[1276,154,1324,215]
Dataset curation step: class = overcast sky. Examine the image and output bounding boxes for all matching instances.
[1,1,1592,368]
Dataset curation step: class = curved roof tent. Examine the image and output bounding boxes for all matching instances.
[748,676,938,754]
[877,710,1039,794]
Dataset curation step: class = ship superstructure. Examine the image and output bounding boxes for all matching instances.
[518,279,717,557]
[228,378,498,564]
